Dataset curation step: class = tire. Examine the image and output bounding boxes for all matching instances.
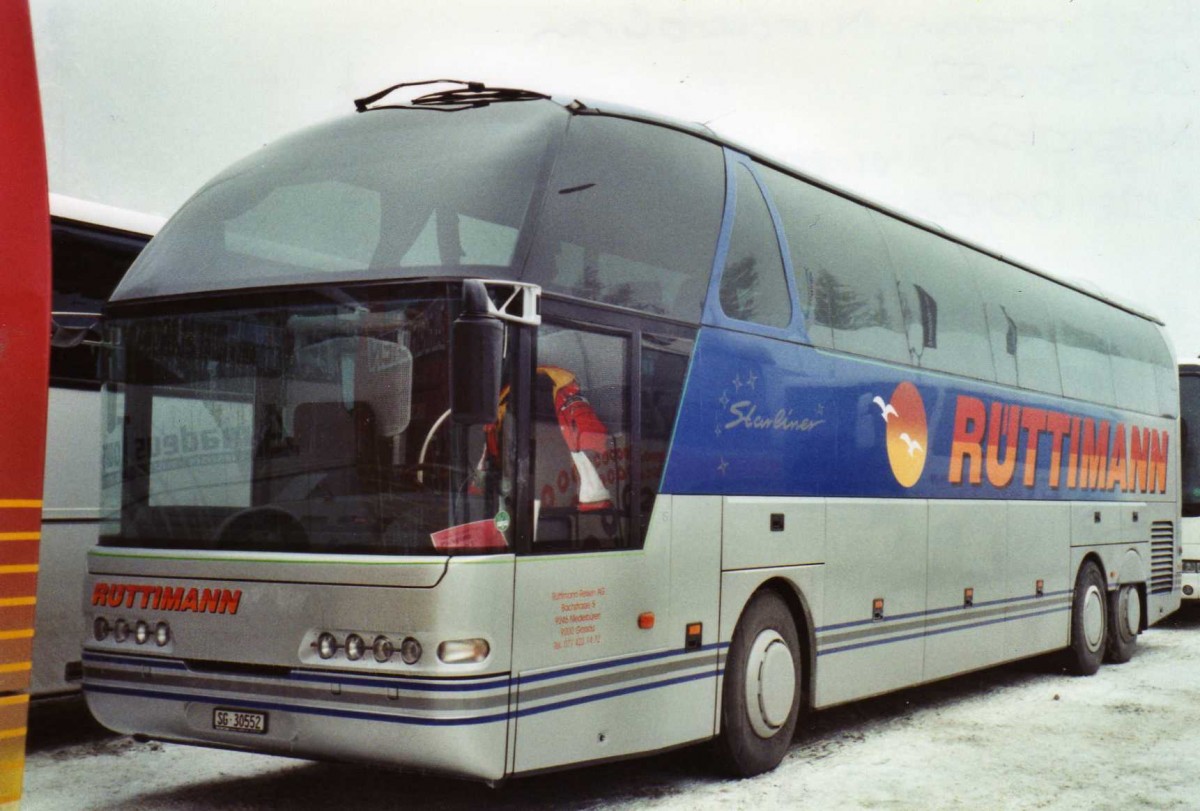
[1066,562,1108,676]
[1105,584,1141,664]
[714,591,802,777]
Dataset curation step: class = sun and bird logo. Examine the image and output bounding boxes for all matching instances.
[872,382,928,488]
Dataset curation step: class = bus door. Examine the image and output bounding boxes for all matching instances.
[508,321,694,773]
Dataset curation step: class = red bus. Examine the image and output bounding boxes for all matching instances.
[0,0,52,804]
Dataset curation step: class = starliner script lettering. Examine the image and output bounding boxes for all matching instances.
[725,401,826,433]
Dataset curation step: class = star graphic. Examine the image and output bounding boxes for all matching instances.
[714,426,722,437]
[719,391,730,407]
[745,370,758,390]
[816,403,825,416]
[717,457,729,475]
[732,374,743,391]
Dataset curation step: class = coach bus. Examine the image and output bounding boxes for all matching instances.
[1181,361,1200,600]
[37,196,161,697]
[82,81,1181,780]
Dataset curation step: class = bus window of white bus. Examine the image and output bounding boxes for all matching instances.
[37,199,160,697]
[1180,363,1200,599]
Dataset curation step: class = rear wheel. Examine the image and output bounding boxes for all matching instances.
[714,591,802,777]
[1066,562,1107,676]
[1105,584,1140,664]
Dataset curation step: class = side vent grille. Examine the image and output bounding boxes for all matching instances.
[1150,520,1177,595]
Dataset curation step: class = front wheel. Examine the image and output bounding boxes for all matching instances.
[1105,584,1141,664]
[1066,562,1108,676]
[714,591,802,777]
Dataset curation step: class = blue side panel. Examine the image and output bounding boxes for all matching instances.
[661,327,1173,501]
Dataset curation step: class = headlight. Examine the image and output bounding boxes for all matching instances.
[113,619,130,643]
[372,635,394,663]
[155,622,171,647]
[93,617,111,642]
[134,620,150,645]
[345,634,366,661]
[399,636,422,665]
[316,632,338,659]
[1183,560,1199,573]
[438,638,490,664]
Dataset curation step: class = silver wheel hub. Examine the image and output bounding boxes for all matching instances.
[1119,585,1141,638]
[1082,584,1105,652]
[744,629,796,739]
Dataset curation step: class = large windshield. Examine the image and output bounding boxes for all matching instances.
[113,101,567,302]
[100,286,513,555]
[1183,370,1200,516]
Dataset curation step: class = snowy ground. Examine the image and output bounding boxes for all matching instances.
[25,605,1200,810]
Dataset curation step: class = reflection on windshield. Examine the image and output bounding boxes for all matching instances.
[101,290,512,555]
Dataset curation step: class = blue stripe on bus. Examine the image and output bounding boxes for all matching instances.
[287,671,512,692]
[817,604,1070,657]
[82,652,188,670]
[84,667,724,728]
[815,590,1073,634]
[514,669,721,719]
[516,642,726,686]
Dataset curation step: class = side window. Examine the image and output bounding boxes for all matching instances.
[718,165,791,328]
[1104,310,1164,415]
[526,116,725,321]
[533,326,632,551]
[872,214,995,382]
[759,169,907,362]
[965,253,1063,396]
[639,334,691,541]
[50,221,149,387]
[1047,286,1117,407]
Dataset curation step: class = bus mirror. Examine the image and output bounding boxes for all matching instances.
[451,281,502,424]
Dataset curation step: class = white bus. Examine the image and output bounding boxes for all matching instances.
[82,81,1181,780]
[1180,360,1200,600]
[37,195,161,696]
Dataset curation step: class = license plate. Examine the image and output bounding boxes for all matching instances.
[213,707,267,735]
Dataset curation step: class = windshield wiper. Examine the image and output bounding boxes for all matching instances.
[354,79,548,113]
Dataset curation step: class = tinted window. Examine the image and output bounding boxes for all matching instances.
[640,334,691,541]
[1104,309,1165,415]
[718,165,791,328]
[1047,285,1117,406]
[51,221,148,386]
[964,253,1063,396]
[532,326,632,551]
[759,167,907,361]
[527,116,725,321]
[115,101,566,301]
[873,215,995,381]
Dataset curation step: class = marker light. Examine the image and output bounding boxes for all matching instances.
[93,617,111,642]
[399,636,423,665]
[372,636,394,663]
[316,632,338,660]
[113,619,130,643]
[345,634,366,661]
[438,638,490,664]
[155,622,171,647]
[134,620,150,645]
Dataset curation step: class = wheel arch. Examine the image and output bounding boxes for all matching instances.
[747,577,817,712]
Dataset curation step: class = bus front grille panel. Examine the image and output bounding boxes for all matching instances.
[1150,520,1177,595]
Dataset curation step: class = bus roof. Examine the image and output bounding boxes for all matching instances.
[50,193,165,237]
[552,92,1165,327]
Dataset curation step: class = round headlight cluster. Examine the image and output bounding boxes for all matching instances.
[311,631,424,665]
[93,616,171,647]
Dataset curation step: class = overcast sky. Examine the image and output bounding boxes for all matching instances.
[31,0,1200,357]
